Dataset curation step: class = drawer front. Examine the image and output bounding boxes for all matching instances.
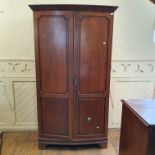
[76,99,106,137]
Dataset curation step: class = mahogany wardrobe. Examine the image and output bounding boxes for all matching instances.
[29,4,117,149]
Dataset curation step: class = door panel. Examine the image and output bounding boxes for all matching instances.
[79,13,109,94]
[41,98,68,138]
[35,11,74,139]
[74,12,111,138]
[78,99,105,135]
[38,12,71,94]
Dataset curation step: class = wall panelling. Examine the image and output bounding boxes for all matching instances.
[0,59,155,130]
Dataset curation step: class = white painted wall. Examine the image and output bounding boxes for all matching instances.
[0,0,155,59]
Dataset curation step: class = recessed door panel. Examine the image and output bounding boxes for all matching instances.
[78,99,105,135]
[38,13,71,94]
[78,13,109,94]
[41,98,68,137]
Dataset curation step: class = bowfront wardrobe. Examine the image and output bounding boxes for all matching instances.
[29,4,117,149]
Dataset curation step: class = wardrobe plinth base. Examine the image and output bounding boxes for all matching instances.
[38,138,108,150]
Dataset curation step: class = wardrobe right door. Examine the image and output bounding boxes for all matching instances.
[74,11,113,139]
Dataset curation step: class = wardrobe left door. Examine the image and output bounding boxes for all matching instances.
[34,11,74,140]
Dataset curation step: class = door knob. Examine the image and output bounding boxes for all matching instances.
[102,41,107,45]
[96,126,100,129]
[87,117,92,122]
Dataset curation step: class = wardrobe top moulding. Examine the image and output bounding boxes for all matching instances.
[29,4,118,12]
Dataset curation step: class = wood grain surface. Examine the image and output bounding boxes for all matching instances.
[119,100,155,155]
[1,130,119,155]
[0,131,3,155]
[30,4,117,147]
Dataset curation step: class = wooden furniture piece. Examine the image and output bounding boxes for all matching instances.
[150,0,155,4]
[0,131,3,154]
[29,4,117,149]
[119,100,155,155]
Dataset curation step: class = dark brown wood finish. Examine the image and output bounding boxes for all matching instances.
[33,11,74,140]
[41,99,68,138]
[78,99,106,135]
[29,4,118,12]
[150,0,155,4]
[119,100,155,155]
[74,12,113,140]
[30,4,117,149]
